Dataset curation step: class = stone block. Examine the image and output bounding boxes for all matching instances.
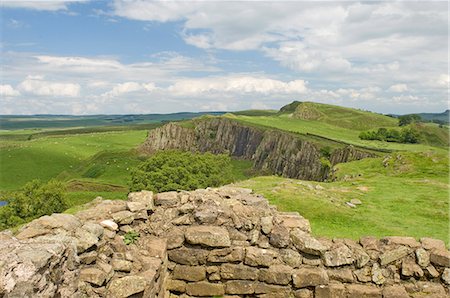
[185,281,225,297]
[292,267,328,288]
[172,265,206,282]
[258,265,292,285]
[185,226,231,247]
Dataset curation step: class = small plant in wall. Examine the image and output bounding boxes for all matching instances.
[123,230,140,245]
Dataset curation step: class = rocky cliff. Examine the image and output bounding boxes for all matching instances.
[2,188,449,297]
[140,118,376,181]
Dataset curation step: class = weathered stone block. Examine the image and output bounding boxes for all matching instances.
[165,279,186,293]
[382,236,421,248]
[172,265,206,282]
[244,246,277,267]
[290,229,327,256]
[155,191,179,207]
[292,267,328,288]
[315,283,346,298]
[185,226,231,247]
[220,263,259,280]
[208,247,244,263]
[415,247,430,267]
[346,284,381,298]
[379,246,410,265]
[128,190,154,210]
[111,211,134,225]
[420,237,446,251]
[185,281,225,296]
[225,280,255,295]
[168,247,209,265]
[382,285,410,298]
[79,267,107,286]
[323,244,354,267]
[259,265,292,285]
[430,249,450,267]
[108,276,146,297]
[280,248,302,268]
[327,268,354,283]
[111,259,132,272]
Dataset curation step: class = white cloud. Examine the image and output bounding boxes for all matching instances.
[388,84,408,93]
[168,76,307,97]
[18,76,80,97]
[0,84,20,97]
[101,81,156,98]
[1,0,86,11]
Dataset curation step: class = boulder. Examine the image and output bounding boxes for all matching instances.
[420,237,446,251]
[155,191,179,207]
[185,226,231,247]
[292,267,328,288]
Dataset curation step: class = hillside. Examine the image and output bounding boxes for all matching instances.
[285,101,398,130]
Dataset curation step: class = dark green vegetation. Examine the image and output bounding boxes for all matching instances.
[391,110,449,125]
[398,114,422,126]
[0,112,225,130]
[359,127,420,143]
[0,180,66,230]
[130,151,234,193]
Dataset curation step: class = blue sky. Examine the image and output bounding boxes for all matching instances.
[0,0,448,115]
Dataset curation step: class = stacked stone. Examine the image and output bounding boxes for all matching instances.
[1,191,168,298]
[1,187,449,298]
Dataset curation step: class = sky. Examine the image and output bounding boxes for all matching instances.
[0,0,448,115]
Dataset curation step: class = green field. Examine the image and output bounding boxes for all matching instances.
[236,150,449,244]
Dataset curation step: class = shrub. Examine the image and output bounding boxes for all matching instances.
[359,127,420,144]
[399,114,421,126]
[123,230,140,245]
[129,150,234,193]
[0,179,67,230]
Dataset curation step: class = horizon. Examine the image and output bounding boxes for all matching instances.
[1,1,449,115]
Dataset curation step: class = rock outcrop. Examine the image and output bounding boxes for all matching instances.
[1,188,448,297]
[140,118,376,181]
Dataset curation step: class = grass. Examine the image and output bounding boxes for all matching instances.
[235,150,449,245]
[230,114,448,152]
[0,130,148,191]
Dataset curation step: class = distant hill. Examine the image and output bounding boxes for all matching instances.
[388,110,449,124]
[280,101,398,130]
[0,112,225,130]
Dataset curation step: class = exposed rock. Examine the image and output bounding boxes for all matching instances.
[269,225,290,248]
[382,285,409,298]
[208,247,244,263]
[155,191,179,207]
[401,259,424,278]
[280,248,302,268]
[168,247,209,265]
[315,283,346,298]
[382,236,421,248]
[442,268,450,284]
[111,211,134,225]
[128,190,154,210]
[350,199,362,205]
[107,276,146,298]
[185,226,231,247]
[111,259,132,272]
[425,265,440,278]
[261,216,273,234]
[292,267,329,288]
[371,263,385,285]
[100,220,118,231]
[327,268,354,283]
[166,279,186,292]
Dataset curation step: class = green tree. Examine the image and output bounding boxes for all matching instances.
[400,127,420,143]
[0,179,67,230]
[399,114,421,126]
[130,151,234,193]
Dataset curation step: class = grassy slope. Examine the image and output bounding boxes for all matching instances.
[235,150,449,244]
[0,130,148,191]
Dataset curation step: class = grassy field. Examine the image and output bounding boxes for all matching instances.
[235,150,449,244]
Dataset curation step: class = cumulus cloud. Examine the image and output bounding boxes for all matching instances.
[168,76,307,97]
[0,84,20,97]
[18,76,80,97]
[388,84,408,93]
[101,81,156,98]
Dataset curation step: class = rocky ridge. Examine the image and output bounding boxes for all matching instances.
[1,187,449,297]
[139,118,375,181]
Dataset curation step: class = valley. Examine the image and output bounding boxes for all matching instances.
[0,102,448,244]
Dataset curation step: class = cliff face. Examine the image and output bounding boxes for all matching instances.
[140,118,376,181]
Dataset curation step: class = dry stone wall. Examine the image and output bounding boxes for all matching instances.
[1,188,449,298]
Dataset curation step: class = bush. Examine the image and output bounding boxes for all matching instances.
[129,151,234,193]
[399,114,421,126]
[0,179,67,230]
[359,127,421,144]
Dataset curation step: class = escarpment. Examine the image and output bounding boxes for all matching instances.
[2,188,449,297]
[140,118,376,181]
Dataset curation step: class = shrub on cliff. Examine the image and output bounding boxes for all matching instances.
[0,179,67,230]
[129,150,233,193]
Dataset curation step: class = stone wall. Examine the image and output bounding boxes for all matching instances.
[1,188,449,298]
